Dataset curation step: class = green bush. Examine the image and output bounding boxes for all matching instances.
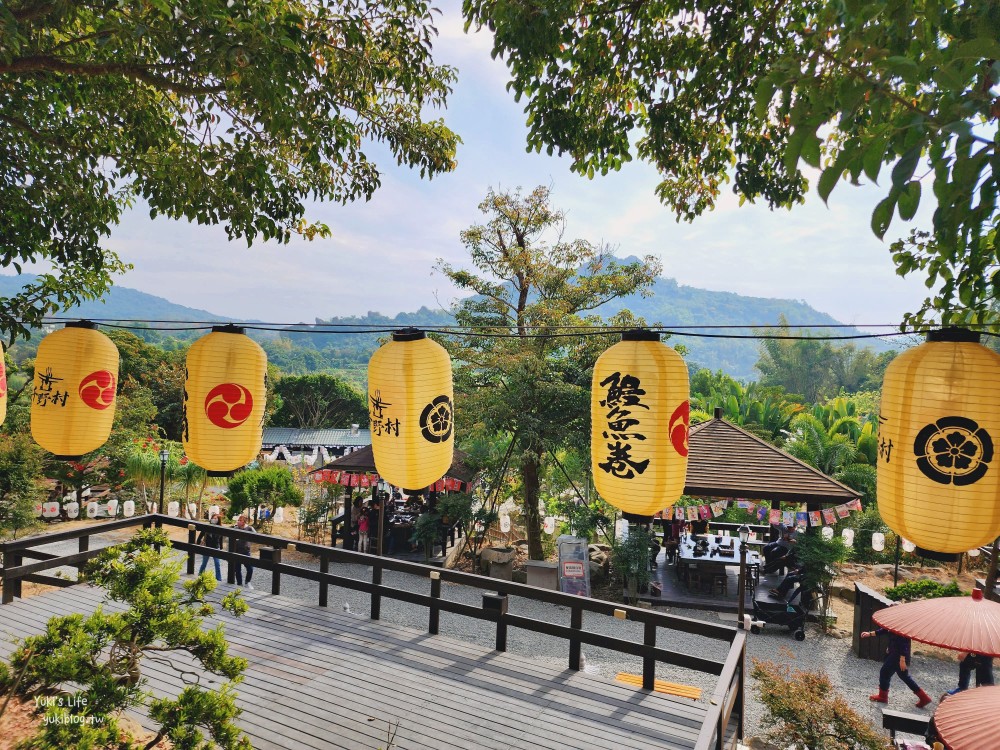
[885,579,965,602]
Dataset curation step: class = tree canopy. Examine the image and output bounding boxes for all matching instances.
[464,0,1000,325]
[0,0,459,340]
[439,185,660,558]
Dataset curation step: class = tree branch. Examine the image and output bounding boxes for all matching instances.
[0,56,227,96]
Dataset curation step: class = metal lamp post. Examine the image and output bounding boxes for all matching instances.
[737,524,750,628]
[158,448,169,513]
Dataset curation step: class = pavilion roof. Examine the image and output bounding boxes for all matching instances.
[311,444,478,484]
[685,415,861,505]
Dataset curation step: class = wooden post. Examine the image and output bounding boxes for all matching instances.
[483,593,508,652]
[429,571,441,634]
[2,551,22,604]
[342,490,353,551]
[226,534,236,585]
[569,606,583,670]
[371,564,382,621]
[187,525,196,576]
[270,547,282,596]
[77,535,89,579]
[642,620,656,690]
[319,554,329,608]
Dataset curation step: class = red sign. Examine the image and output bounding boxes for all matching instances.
[204,383,253,428]
[562,561,585,578]
[78,370,116,410]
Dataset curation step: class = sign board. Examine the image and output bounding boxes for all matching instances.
[557,535,591,598]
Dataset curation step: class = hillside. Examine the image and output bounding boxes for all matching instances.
[1,272,893,380]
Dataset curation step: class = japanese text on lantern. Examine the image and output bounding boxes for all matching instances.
[369,390,400,437]
[34,368,69,407]
[597,371,649,479]
[877,414,893,464]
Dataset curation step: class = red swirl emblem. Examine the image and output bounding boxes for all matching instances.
[669,401,690,457]
[205,383,254,429]
[78,370,116,410]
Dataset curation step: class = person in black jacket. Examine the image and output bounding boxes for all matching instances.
[197,513,224,581]
[233,514,256,589]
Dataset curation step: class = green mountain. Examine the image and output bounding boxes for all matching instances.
[1,272,892,380]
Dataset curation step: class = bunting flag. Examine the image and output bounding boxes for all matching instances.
[808,511,822,527]
[698,505,710,520]
[736,500,750,509]
[686,506,699,521]
[782,510,795,527]
[848,498,863,511]
[304,446,320,466]
[746,501,757,513]
[822,508,837,525]
[835,503,850,519]
[795,511,809,530]
[757,506,769,521]
[359,474,370,488]
[769,508,782,525]
[675,506,684,520]
[710,502,724,517]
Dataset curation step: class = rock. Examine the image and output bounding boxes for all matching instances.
[589,551,608,566]
[872,564,895,577]
[589,561,607,584]
[594,543,612,553]
[481,547,516,565]
[840,567,862,575]
[746,737,781,750]
[896,568,917,580]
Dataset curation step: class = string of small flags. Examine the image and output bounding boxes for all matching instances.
[311,470,468,493]
[673,498,864,529]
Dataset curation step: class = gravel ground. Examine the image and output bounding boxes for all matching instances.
[210,553,960,742]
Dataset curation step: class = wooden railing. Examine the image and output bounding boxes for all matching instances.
[1,514,745,749]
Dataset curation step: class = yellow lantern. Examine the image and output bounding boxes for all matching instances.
[878,328,1000,558]
[591,329,689,518]
[0,341,7,427]
[183,325,267,475]
[367,328,453,490]
[30,322,119,458]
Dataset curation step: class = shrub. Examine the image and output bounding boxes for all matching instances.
[885,579,965,602]
[0,528,250,749]
[751,658,891,750]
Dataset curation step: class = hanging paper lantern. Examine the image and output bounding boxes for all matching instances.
[878,328,1000,557]
[591,329,689,519]
[543,516,556,534]
[65,501,80,519]
[872,532,886,552]
[821,526,834,541]
[86,502,98,519]
[42,502,60,519]
[123,500,135,518]
[842,528,855,548]
[0,341,7,427]
[183,325,267,475]
[902,539,916,553]
[615,518,629,540]
[499,514,512,533]
[30,322,119,458]
[367,329,453,490]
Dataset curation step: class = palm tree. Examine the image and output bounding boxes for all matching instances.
[124,450,161,512]
[784,414,876,503]
[176,460,208,519]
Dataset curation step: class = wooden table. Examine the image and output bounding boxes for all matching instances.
[676,536,760,595]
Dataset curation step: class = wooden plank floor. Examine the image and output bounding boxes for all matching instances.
[0,583,734,750]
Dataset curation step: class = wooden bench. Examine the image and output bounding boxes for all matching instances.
[882,708,929,742]
[615,672,702,700]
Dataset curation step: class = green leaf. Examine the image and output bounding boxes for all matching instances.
[800,133,822,168]
[753,78,777,119]
[891,147,921,188]
[897,180,922,221]
[882,56,920,82]
[862,138,888,183]
[871,195,896,239]
[818,164,842,204]
[784,127,809,172]
[953,38,1000,60]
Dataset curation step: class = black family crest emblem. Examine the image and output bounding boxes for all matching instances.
[914,416,993,486]
[419,395,453,443]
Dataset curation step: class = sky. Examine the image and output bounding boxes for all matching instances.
[94,0,933,329]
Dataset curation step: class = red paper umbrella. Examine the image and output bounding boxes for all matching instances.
[872,589,1000,657]
[934,685,1000,750]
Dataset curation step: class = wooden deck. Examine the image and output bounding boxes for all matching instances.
[0,583,734,750]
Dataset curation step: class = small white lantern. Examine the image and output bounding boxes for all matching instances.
[821,526,834,541]
[872,532,885,552]
[167,501,180,517]
[33,502,44,517]
[209,504,220,519]
[842,528,855,548]
[65,501,80,519]
[42,501,61,519]
[274,507,285,524]
[107,499,119,517]
[615,518,629,540]
[543,516,556,534]
[86,501,98,518]
[123,500,136,517]
[968,547,981,558]
[499,514,511,533]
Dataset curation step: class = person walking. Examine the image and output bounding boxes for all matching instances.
[948,652,995,694]
[233,514,256,589]
[196,513,224,581]
[861,627,933,708]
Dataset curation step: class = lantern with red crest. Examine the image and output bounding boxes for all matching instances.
[30,322,119,459]
[183,325,267,475]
